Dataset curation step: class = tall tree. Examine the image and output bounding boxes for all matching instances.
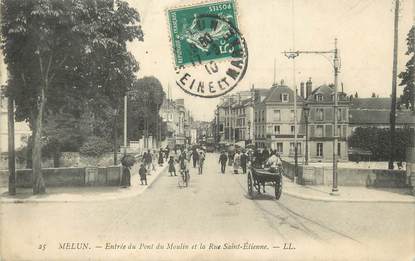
[126,77,165,142]
[1,0,143,194]
[398,26,414,111]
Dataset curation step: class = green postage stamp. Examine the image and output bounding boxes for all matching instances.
[167,0,248,98]
[168,0,239,66]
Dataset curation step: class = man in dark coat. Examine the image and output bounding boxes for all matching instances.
[192,149,199,168]
[240,150,248,174]
[219,151,228,174]
[262,147,270,164]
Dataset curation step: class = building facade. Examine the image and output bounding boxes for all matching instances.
[306,84,350,161]
[254,83,305,160]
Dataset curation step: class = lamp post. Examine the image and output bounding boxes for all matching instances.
[248,120,251,144]
[303,104,310,165]
[283,38,340,194]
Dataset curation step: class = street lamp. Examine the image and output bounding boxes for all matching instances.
[303,104,310,165]
[248,120,251,143]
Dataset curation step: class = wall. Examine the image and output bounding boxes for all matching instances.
[282,161,407,187]
[0,166,122,188]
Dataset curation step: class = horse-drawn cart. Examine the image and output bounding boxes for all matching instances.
[247,166,283,200]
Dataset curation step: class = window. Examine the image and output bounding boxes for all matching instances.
[317,143,323,157]
[219,124,223,132]
[337,143,341,156]
[316,125,323,137]
[297,142,302,155]
[262,110,265,122]
[290,110,295,120]
[289,142,295,154]
[315,94,323,101]
[273,110,281,121]
[277,143,283,153]
[282,93,289,102]
[316,108,324,121]
[274,125,280,134]
[337,125,341,137]
[290,125,295,134]
[337,108,342,121]
[254,112,257,123]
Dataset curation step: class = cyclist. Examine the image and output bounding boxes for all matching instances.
[177,149,190,186]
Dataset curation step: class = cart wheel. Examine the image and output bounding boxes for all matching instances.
[247,172,253,198]
[275,176,283,200]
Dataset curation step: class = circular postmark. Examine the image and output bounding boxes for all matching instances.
[173,13,248,98]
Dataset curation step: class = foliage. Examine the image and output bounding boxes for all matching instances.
[1,0,144,193]
[348,127,413,162]
[125,76,166,140]
[79,136,112,157]
[398,26,414,111]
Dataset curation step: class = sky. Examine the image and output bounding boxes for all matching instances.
[128,0,414,121]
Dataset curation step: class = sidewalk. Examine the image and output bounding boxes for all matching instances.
[0,163,168,204]
[282,177,415,204]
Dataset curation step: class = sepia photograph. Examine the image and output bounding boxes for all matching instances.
[0,0,414,260]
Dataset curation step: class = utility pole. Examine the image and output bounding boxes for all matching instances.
[8,97,16,195]
[389,0,399,170]
[283,38,341,194]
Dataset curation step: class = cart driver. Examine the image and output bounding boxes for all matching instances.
[265,151,282,173]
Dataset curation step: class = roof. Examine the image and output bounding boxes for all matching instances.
[349,110,415,125]
[307,84,349,103]
[350,98,391,110]
[262,85,303,103]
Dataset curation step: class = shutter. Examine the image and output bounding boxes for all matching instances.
[310,108,315,121]
[310,125,315,137]
[343,108,347,122]
[343,125,347,138]
[325,125,332,137]
[325,108,333,121]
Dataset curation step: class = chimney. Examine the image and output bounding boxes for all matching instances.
[306,77,312,98]
[300,82,305,98]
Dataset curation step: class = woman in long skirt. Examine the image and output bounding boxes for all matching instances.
[233,151,241,174]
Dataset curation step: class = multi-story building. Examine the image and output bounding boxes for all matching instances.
[305,84,350,161]
[213,87,269,145]
[349,97,415,132]
[254,82,304,160]
[160,97,194,147]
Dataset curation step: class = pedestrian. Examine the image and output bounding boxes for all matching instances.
[158,148,164,166]
[165,146,170,160]
[192,148,199,168]
[233,151,241,174]
[198,150,205,175]
[262,147,270,163]
[152,150,157,171]
[121,163,131,188]
[240,149,248,174]
[227,150,234,166]
[168,156,176,176]
[219,150,228,174]
[139,163,147,185]
[144,149,152,175]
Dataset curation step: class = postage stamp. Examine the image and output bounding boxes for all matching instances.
[167,0,248,98]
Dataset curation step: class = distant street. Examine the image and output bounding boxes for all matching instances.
[1,153,414,260]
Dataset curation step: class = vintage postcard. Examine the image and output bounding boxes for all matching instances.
[0,0,414,260]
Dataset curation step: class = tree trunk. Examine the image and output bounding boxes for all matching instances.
[113,111,118,165]
[32,88,46,194]
[26,136,33,169]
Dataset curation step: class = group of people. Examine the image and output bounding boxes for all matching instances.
[218,150,249,174]
[120,146,207,188]
[218,147,282,174]
[168,147,206,177]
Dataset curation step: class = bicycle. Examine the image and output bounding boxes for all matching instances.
[178,167,190,188]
